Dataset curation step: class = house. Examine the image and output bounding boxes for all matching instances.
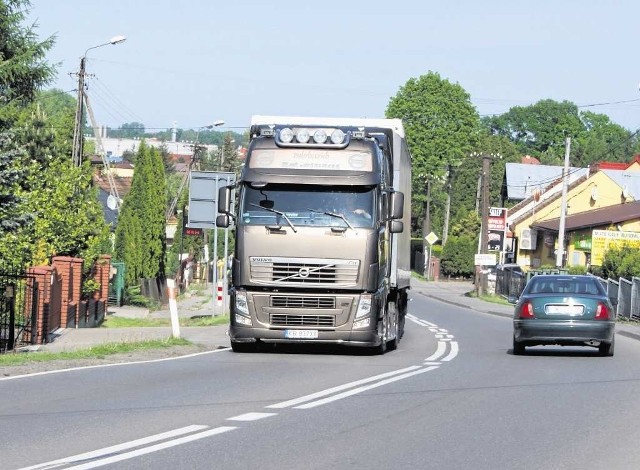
[507,158,640,269]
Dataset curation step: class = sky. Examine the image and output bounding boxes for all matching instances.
[26,0,640,135]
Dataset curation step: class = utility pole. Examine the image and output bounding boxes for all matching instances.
[556,137,571,268]
[442,163,458,246]
[475,153,492,296]
[423,177,432,277]
[70,35,127,166]
[71,56,87,167]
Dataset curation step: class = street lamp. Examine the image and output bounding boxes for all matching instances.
[72,35,127,166]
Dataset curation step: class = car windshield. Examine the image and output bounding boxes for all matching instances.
[240,184,376,229]
[526,277,603,295]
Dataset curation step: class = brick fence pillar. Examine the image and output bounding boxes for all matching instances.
[94,255,111,304]
[52,256,84,328]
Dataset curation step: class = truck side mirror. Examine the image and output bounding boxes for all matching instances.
[218,186,232,214]
[389,220,404,233]
[390,192,404,220]
[216,214,230,228]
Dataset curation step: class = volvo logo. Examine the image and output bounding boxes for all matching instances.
[298,267,310,278]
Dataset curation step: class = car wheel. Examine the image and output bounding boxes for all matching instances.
[513,335,525,355]
[598,338,614,357]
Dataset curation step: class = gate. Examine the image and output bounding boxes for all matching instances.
[0,272,39,353]
[108,262,125,307]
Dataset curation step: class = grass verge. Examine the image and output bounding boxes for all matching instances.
[0,337,191,367]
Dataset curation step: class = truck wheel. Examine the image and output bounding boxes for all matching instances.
[386,302,399,351]
[372,314,388,355]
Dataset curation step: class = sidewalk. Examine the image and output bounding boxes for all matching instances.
[38,288,230,353]
[37,278,640,352]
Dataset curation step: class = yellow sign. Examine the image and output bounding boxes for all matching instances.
[425,232,439,245]
[591,230,640,265]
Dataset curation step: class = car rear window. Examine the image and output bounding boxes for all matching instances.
[527,278,602,295]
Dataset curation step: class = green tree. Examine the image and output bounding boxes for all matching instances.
[386,72,480,241]
[108,121,146,139]
[115,141,167,285]
[572,111,634,166]
[0,0,55,128]
[482,100,635,167]
[0,131,30,238]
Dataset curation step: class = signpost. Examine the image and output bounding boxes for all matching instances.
[425,232,439,280]
[188,171,236,316]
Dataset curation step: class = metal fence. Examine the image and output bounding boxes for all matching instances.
[0,270,39,353]
[582,274,640,320]
[632,277,640,320]
[495,270,527,303]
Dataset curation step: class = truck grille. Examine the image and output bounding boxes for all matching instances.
[270,314,336,327]
[250,257,359,286]
[271,296,335,309]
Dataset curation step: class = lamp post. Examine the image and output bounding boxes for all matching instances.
[72,35,127,166]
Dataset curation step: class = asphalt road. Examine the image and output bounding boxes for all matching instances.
[4,292,640,469]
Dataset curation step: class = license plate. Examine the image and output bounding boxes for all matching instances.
[545,304,584,315]
[284,329,319,339]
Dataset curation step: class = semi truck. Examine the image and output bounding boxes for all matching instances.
[216,115,412,353]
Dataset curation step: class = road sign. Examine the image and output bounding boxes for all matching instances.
[425,232,439,245]
[475,253,497,266]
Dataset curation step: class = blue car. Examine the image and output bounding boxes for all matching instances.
[513,275,615,356]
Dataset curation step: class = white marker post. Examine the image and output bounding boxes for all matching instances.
[166,279,181,338]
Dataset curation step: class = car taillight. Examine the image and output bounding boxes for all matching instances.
[595,302,609,320]
[519,300,535,319]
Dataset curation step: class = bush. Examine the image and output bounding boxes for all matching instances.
[567,265,587,275]
[601,244,640,280]
[440,235,476,278]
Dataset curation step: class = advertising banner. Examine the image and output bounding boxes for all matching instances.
[591,229,640,265]
[487,207,508,252]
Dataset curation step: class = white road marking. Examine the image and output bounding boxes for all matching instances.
[425,341,447,362]
[227,412,277,421]
[295,366,439,409]
[266,366,422,409]
[441,341,459,361]
[0,349,229,382]
[18,425,210,470]
[406,314,435,327]
[61,427,237,470]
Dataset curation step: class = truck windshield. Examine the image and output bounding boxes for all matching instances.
[240,184,376,229]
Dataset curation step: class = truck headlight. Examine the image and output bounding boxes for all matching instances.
[353,318,370,329]
[235,290,249,316]
[355,294,372,319]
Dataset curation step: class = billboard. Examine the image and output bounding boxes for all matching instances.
[487,207,508,252]
[591,229,640,265]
